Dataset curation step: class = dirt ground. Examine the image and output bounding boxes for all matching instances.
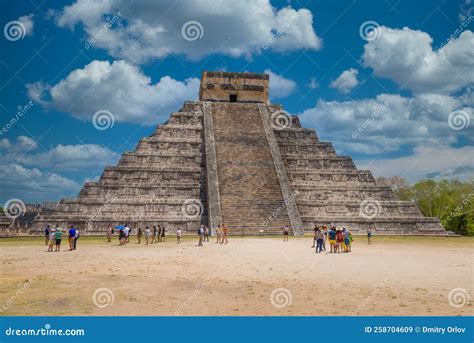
[0,235,472,316]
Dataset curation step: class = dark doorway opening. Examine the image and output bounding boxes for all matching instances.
[229,94,237,102]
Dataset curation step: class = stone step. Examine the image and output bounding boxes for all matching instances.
[210,102,292,232]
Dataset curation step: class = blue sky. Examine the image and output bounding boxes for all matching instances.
[0,0,473,203]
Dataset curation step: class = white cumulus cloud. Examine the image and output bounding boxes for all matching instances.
[54,0,321,63]
[363,27,474,94]
[265,69,296,99]
[27,60,200,125]
[330,68,359,94]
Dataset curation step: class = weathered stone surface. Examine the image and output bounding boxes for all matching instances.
[32,71,446,235]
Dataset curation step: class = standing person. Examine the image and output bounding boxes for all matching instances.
[124,224,130,244]
[68,225,76,251]
[216,225,222,243]
[315,228,324,253]
[137,227,142,244]
[48,228,55,252]
[161,226,166,242]
[197,224,204,246]
[367,227,372,245]
[145,226,150,245]
[336,229,344,253]
[118,227,125,245]
[283,226,289,242]
[328,226,337,253]
[54,225,63,252]
[322,226,327,252]
[344,229,351,252]
[73,226,80,250]
[157,225,161,243]
[311,225,318,248]
[221,224,229,244]
[106,225,112,242]
[176,227,182,244]
[151,226,156,244]
[204,226,209,242]
[44,225,50,246]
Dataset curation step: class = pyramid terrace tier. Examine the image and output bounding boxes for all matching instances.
[78,182,202,198]
[292,185,399,201]
[287,170,376,185]
[278,142,337,156]
[301,217,445,235]
[297,199,424,218]
[98,166,202,184]
[117,152,202,167]
[274,128,321,143]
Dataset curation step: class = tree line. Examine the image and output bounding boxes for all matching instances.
[377,177,474,236]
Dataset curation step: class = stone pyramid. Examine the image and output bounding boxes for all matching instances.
[33,71,445,235]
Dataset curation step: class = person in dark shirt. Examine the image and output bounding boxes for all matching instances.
[44,225,50,246]
[328,227,337,253]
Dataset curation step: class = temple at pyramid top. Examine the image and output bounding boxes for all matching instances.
[199,71,269,103]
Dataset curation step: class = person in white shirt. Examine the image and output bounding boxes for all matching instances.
[176,228,182,244]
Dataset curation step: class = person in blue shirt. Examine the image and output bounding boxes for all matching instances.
[73,226,80,250]
[68,225,76,251]
[328,226,337,253]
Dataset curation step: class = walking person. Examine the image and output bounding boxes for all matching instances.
[145,226,150,245]
[367,227,372,244]
[44,224,50,246]
[161,226,166,242]
[54,225,63,252]
[221,224,229,244]
[157,225,161,242]
[198,224,204,246]
[73,226,80,250]
[176,228,182,244]
[283,226,289,242]
[137,227,142,244]
[204,226,209,242]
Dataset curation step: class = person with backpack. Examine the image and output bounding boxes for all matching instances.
[73,226,80,250]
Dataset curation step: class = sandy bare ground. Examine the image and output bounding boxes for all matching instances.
[0,236,472,316]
